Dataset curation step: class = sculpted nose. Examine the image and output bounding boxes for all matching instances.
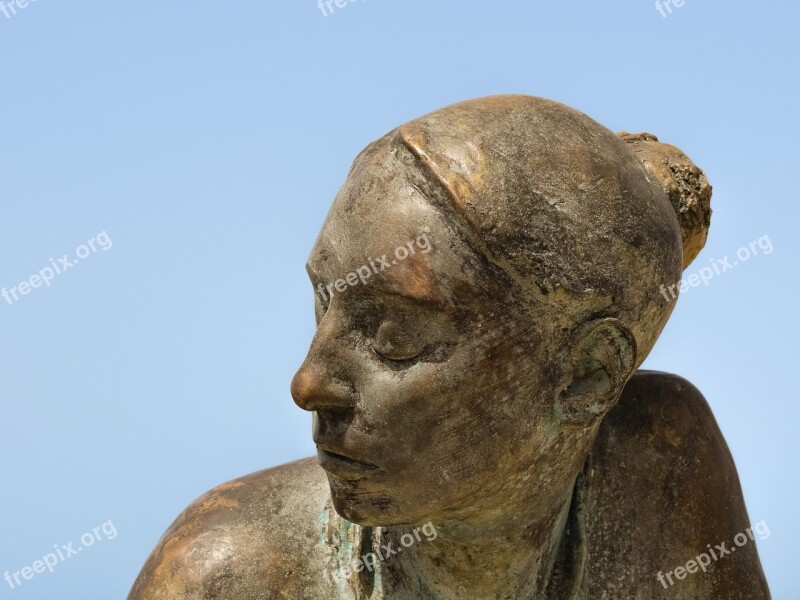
[291,361,354,412]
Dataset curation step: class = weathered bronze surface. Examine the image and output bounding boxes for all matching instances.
[128,96,770,599]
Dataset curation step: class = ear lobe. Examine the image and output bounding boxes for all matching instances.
[557,318,637,425]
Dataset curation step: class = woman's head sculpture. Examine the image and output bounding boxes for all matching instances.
[130,95,771,600]
[291,94,712,530]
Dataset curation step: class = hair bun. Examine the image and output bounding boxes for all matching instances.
[618,132,712,269]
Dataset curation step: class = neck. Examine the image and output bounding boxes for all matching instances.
[368,493,574,599]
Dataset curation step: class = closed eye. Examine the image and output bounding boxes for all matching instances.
[372,321,426,362]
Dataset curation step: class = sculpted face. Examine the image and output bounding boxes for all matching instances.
[291,142,581,526]
[290,96,681,528]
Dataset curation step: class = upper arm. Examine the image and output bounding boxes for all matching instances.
[127,458,333,600]
[580,371,771,599]
[127,480,264,600]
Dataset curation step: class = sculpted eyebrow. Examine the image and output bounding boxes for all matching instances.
[306,248,447,308]
[365,282,448,310]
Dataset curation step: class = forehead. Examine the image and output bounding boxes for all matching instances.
[309,147,441,270]
[307,141,495,309]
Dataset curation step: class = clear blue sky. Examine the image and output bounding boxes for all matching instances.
[0,2,796,598]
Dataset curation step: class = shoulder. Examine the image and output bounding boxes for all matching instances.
[127,457,338,600]
[579,371,770,599]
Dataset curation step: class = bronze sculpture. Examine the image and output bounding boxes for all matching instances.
[128,95,770,599]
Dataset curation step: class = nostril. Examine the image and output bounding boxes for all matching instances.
[290,362,354,411]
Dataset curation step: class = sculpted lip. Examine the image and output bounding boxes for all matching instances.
[316,447,380,477]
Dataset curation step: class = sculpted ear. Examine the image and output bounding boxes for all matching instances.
[557,318,637,424]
